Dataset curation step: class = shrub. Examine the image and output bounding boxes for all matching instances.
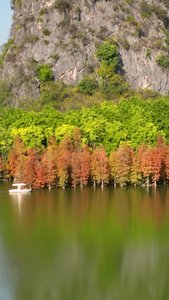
[39,8,48,15]
[37,17,43,22]
[95,42,119,69]
[43,29,51,36]
[37,64,53,83]
[77,77,98,95]
[24,15,35,23]
[146,49,151,59]
[54,0,71,13]
[155,54,169,68]
[126,16,138,26]
[25,35,39,44]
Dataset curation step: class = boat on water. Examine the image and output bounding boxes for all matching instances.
[9,183,31,193]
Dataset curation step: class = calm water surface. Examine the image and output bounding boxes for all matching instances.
[0,181,169,300]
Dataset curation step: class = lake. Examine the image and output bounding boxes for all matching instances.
[0,181,169,300]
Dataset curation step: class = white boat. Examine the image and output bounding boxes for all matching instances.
[9,183,31,193]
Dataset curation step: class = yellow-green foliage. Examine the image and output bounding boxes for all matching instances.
[55,124,75,143]
[11,126,45,149]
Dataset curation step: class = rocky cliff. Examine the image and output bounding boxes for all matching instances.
[1,0,169,101]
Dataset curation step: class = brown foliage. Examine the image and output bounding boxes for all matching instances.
[25,149,38,187]
[8,137,27,182]
[90,146,109,186]
[42,137,58,188]
[116,143,133,186]
[57,137,73,187]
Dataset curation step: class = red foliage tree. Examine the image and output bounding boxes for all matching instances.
[70,144,90,187]
[116,143,133,187]
[25,149,38,187]
[42,137,58,189]
[150,148,162,186]
[109,150,117,186]
[70,151,80,187]
[8,137,27,182]
[33,162,46,189]
[140,145,162,186]
[90,146,109,187]
[8,149,18,179]
[130,146,146,186]
[140,147,153,186]
[79,145,90,187]
[57,137,73,188]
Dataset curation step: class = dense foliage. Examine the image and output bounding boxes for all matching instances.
[3,131,169,189]
[0,97,169,188]
[37,64,53,83]
[0,97,168,152]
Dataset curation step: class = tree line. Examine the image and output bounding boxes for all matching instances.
[0,96,169,188]
[1,131,169,189]
[1,97,169,157]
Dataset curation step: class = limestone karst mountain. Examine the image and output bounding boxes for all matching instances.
[1,0,169,104]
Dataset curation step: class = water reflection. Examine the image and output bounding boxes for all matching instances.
[0,186,169,299]
[9,193,26,217]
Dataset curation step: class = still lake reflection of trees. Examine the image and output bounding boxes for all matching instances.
[0,183,169,299]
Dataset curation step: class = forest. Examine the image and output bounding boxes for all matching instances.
[0,96,169,188]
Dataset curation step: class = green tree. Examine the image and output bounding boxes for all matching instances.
[11,126,46,149]
[95,42,119,68]
[39,81,68,107]
[55,124,75,144]
[37,64,53,83]
[0,127,13,165]
[77,77,98,95]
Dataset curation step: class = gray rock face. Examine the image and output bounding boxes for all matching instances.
[1,0,169,99]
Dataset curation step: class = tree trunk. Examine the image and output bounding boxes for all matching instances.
[154,174,157,187]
